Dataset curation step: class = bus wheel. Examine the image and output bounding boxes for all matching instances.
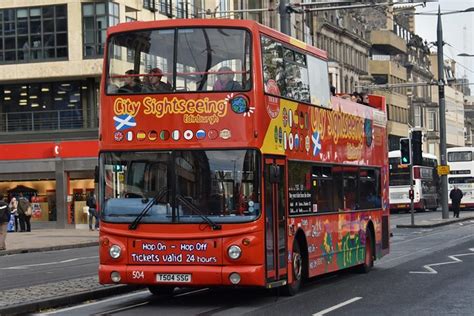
[283,241,303,296]
[358,231,374,273]
[148,285,175,296]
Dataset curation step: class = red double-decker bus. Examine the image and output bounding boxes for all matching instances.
[98,19,389,295]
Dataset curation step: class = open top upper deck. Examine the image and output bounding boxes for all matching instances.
[101,18,386,167]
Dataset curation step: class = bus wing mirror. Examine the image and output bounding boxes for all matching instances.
[270,164,281,184]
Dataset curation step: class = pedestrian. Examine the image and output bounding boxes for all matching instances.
[0,193,10,250]
[86,192,99,231]
[449,185,463,218]
[9,197,19,232]
[17,193,32,232]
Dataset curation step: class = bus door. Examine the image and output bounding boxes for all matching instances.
[264,156,288,286]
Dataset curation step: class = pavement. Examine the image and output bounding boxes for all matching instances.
[395,210,474,228]
[1,212,474,315]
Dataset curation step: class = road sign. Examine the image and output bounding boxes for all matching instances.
[437,165,450,176]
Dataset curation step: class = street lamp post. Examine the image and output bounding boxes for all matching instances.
[436,7,449,219]
[433,6,474,219]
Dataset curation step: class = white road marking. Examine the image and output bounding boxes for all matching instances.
[0,256,99,270]
[382,231,474,264]
[410,248,474,274]
[312,297,362,316]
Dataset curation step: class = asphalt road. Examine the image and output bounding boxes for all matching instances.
[38,213,474,316]
[0,247,99,291]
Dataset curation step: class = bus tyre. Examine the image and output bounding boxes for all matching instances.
[148,285,175,296]
[283,241,303,296]
[358,231,374,273]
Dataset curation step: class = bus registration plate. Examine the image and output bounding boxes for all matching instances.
[156,273,192,283]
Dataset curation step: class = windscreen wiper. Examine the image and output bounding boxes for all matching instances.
[176,195,221,230]
[129,187,168,230]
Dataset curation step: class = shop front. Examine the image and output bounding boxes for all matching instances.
[0,140,98,228]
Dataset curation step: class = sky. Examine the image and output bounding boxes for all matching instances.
[414,0,474,85]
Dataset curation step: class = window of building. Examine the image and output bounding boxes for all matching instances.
[427,110,437,131]
[143,0,157,11]
[82,2,119,58]
[159,0,173,17]
[0,5,67,64]
[0,80,95,132]
[428,143,435,155]
[413,105,421,127]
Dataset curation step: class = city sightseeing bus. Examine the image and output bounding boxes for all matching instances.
[447,147,474,209]
[388,150,439,212]
[98,19,390,296]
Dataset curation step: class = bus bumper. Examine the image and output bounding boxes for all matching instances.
[99,264,265,287]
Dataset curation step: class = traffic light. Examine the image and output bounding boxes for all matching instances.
[400,138,411,165]
[411,130,423,166]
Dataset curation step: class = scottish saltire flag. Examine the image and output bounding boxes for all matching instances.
[114,114,136,131]
[312,131,321,156]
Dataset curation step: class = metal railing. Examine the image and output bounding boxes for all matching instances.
[0,109,96,133]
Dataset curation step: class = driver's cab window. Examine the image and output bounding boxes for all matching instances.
[125,162,167,198]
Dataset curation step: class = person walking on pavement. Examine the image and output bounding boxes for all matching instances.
[86,192,99,231]
[0,193,10,250]
[449,185,463,218]
[17,193,32,232]
[9,196,19,232]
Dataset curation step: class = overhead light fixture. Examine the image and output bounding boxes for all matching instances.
[57,91,66,94]
[61,83,70,87]
[20,92,27,96]
[68,104,75,107]
[20,99,27,103]
[81,86,88,90]
[21,86,27,89]
[31,103,39,107]
[29,95,38,99]
[4,97,11,101]
[54,97,63,101]
[74,93,80,96]
[41,88,50,92]
[4,90,11,94]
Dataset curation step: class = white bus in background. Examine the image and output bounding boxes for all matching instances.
[447,147,474,210]
[388,150,439,213]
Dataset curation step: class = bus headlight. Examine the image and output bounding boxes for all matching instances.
[109,244,122,259]
[228,245,242,260]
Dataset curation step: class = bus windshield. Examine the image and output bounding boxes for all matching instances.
[100,149,260,224]
[107,27,251,94]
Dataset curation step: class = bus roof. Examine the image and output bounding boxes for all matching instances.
[447,147,474,153]
[106,18,328,60]
[388,150,437,160]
